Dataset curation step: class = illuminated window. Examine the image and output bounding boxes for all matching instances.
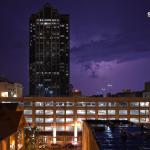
[119,110,127,115]
[1,92,8,97]
[86,102,96,107]
[130,110,139,115]
[66,110,74,115]
[98,102,107,107]
[66,126,74,131]
[56,126,65,131]
[130,102,139,107]
[119,118,128,120]
[24,110,32,115]
[108,110,115,115]
[98,110,106,115]
[77,118,85,122]
[140,118,149,123]
[45,126,52,131]
[140,110,149,115]
[45,110,53,115]
[56,110,65,115]
[77,102,86,107]
[118,102,128,107]
[24,102,32,106]
[130,118,139,123]
[66,118,73,123]
[35,102,44,106]
[36,110,44,115]
[108,102,116,107]
[36,118,44,123]
[77,110,86,115]
[56,118,65,123]
[140,102,149,107]
[87,110,96,115]
[45,102,53,106]
[45,118,53,123]
[56,102,65,106]
[26,118,32,123]
[37,126,44,130]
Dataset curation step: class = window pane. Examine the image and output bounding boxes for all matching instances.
[77,110,86,115]
[45,102,53,106]
[140,102,149,107]
[45,126,52,131]
[98,110,106,115]
[130,110,139,115]
[24,110,32,115]
[108,102,116,107]
[45,110,53,115]
[36,110,44,115]
[36,118,44,123]
[119,110,127,115]
[56,118,65,123]
[130,102,139,107]
[87,110,96,115]
[66,118,73,123]
[119,102,127,107]
[26,118,32,123]
[130,118,139,123]
[98,102,107,107]
[45,118,53,123]
[56,110,65,115]
[35,102,44,106]
[108,110,115,115]
[66,110,74,115]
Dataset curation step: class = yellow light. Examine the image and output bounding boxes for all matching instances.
[1,92,8,97]
[53,126,56,144]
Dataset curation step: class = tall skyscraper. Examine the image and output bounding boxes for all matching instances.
[29,3,70,96]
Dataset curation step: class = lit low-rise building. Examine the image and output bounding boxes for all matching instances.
[0,103,26,150]
[0,96,150,145]
[0,77,23,97]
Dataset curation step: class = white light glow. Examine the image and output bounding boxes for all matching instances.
[1,92,8,97]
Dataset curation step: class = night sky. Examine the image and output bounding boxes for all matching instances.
[0,0,150,96]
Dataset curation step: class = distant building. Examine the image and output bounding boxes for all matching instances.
[0,103,25,150]
[72,89,82,97]
[0,77,23,97]
[29,3,70,96]
[145,81,150,91]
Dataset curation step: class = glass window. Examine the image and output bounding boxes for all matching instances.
[35,102,44,106]
[98,102,107,107]
[25,118,32,123]
[140,118,149,123]
[140,110,149,115]
[56,126,65,131]
[140,102,149,107]
[45,110,53,115]
[98,110,106,115]
[35,118,44,123]
[77,102,86,107]
[24,102,32,106]
[45,118,53,123]
[130,110,139,115]
[36,110,44,115]
[118,102,128,107]
[87,110,96,115]
[45,102,53,106]
[66,126,74,131]
[119,118,128,120]
[56,102,65,106]
[66,110,74,115]
[130,102,139,107]
[66,118,73,123]
[119,110,127,115]
[37,126,44,130]
[108,102,116,107]
[108,110,115,115]
[86,102,96,107]
[24,110,32,115]
[56,110,65,115]
[45,126,52,131]
[56,118,65,123]
[130,118,139,123]
[66,102,74,106]
[77,118,85,122]
[77,110,86,115]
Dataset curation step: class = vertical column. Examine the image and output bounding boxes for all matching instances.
[53,123,56,144]
[73,122,78,145]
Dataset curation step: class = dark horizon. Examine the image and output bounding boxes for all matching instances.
[0,0,150,96]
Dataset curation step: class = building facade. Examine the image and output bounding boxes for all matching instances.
[0,97,150,145]
[29,3,70,96]
[0,77,23,97]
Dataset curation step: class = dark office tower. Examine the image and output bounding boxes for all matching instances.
[29,3,70,96]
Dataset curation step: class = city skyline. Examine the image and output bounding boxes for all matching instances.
[0,0,150,96]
